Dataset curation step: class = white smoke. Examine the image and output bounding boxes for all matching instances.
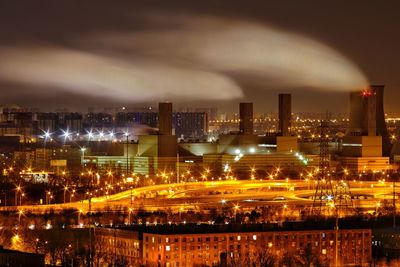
[0,47,243,101]
[0,15,368,102]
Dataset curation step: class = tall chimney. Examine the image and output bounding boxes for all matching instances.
[347,91,364,135]
[362,89,377,136]
[158,102,172,135]
[347,85,391,156]
[279,94,291,136]
[370,85,391,156]
[239,102,253,135]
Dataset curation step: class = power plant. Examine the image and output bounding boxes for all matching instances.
[341,85,391,172]
[2,85,394,177]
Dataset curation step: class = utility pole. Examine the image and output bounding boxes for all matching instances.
[393,171,396,228]
[177,152,180,183]
[88,196,92,267]
[335,207,339,267]
[126,133,129,178]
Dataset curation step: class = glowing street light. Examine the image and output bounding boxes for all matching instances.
[18,209,24,223]
[78,209,83,224]
[61,129,71,141]
[64,186,68,203]
[43,130,51,140]
[81,147,86,169]
[15,186,21,206]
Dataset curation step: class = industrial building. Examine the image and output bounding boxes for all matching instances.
[341,85,391,172]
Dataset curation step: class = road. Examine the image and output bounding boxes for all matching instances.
[0,179,396,214]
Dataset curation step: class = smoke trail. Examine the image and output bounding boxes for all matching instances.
[0,15,368,102]
[0,47,243,101]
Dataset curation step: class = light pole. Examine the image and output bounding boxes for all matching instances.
[15,186,21,206]
[19,192,24,205]
[43,130,51,171]
[70,189,75,202]
[64,186,68,203]
[393,171,397,228]
[125,132,129,179]
[81,147,86,170]
[233,204,240,223]
[18,210,23,223]
[78,209,83,224]
[128,208,133,224]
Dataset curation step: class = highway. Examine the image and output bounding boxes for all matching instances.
[0,179,397,214]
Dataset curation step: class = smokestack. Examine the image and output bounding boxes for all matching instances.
[362,89,377,136]
[279,94,291,136]
[239,102,253,135]
[370,85,391,156]
[158,102,172,135]
[347,85,391,156]
[347,91,364,135]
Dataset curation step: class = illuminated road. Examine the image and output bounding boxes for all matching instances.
[1,179,397,214]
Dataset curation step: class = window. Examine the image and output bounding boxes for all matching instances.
[253,235,257,241]
[214,236,218,242]
[166,245,171,251]
[237,236,241,241]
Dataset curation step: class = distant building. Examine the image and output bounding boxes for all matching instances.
[173,112,208,139]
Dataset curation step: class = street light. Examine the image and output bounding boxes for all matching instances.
[128,208,133,224]
[20,192,25,205]
[15,186,21,206]
[125,132,129,180]
[233,204,240,223]
[70,189,75,202]
[61,129,71,141]
[78,209,83,224]
[42,130,52,171]
[81,147,86,170]
[64,186,68,203]
[18,209,24,223]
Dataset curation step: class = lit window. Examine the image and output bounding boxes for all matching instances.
[268,242,273,248]
[253,235,257,241]
[166,245,171,251]
[322,249,327,255]
[237,236,241,241]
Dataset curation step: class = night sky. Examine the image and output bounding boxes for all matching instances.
[0,0,399,114]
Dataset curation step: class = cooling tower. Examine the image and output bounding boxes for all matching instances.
[279,94,291,136]
[362,89,377,136]
[370,85,391,156]
[347,92,364,135]
[158,102,172,135]
[239,102,253,135]
[346,85,391,156]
